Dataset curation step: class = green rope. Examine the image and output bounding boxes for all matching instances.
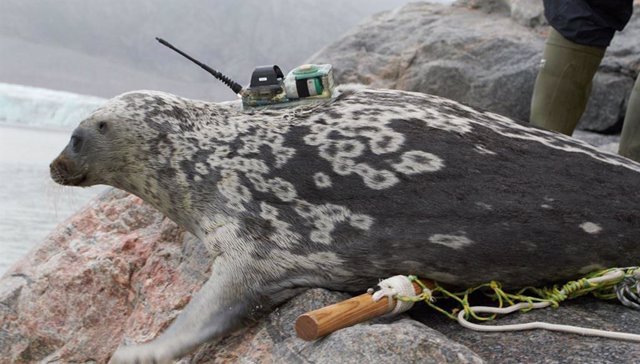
[395,267,639,321]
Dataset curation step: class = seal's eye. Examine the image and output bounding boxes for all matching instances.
[98,121,108,133]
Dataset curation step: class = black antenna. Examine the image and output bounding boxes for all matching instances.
[156,37,243,95]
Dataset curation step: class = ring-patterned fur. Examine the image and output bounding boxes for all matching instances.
[52,85,640,363]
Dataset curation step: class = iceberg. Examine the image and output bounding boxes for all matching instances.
[0,83,105,130]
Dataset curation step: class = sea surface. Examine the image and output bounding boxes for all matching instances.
[0,125,105,275]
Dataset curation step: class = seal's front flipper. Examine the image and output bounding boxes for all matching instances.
[109,255,258,364]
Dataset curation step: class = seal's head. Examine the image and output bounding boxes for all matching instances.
[50,91,171,189]
[50,114,114,187]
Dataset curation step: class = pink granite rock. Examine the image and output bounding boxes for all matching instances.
[0,189,211,363]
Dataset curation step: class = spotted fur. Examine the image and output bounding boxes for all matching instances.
[51,85,640,363]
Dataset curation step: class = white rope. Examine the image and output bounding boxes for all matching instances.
[587,269,625,284]
[369,270,640,341]
[457,304,640,342]
[372,275,417,315]
[456,269,640,342]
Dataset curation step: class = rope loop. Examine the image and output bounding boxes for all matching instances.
[395,267,639,321]
[370,267,640,342]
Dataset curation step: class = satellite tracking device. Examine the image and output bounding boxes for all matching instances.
[155,37,335,109]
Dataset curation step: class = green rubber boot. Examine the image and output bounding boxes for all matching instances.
[618,77,640,162]
[530,29,606,135]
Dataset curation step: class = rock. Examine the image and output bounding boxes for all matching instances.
[0,190,483,363]
[0,189,210,363]
[309,2,543,123]
[583,72,635,133]
[456,0,546,28]
[309,0,640,132]
[455,0,510,15]
[506,0,546,28]
[191,289,484,363]
[573,130,621,154]
[413,297,640,363]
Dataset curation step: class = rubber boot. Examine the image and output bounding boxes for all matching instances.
[530,28,606,135]
[618,76,640,162]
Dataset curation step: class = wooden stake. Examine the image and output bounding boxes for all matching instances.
[295,279,434,341]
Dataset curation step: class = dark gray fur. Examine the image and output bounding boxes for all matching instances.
[50,86,640,363]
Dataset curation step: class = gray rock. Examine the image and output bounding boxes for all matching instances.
[454,0,510,15]
[309,0,640,132]
[192,289,485,364]
[583,72,635,133]
[413,297,640,363]
[573,129,621,154]
[456,0,546,28]
[310,2,543,123]
[508,0,546,28]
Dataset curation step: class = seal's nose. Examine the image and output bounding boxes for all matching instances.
[70,132,84,154]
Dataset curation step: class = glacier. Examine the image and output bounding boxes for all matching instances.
[0,83,105,130]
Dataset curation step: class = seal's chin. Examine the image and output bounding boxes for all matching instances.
[53,171,89,186]
[50,168,89,186]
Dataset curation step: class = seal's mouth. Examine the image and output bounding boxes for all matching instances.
[50,156,89,186]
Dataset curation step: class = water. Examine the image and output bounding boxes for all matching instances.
[0,125,106,275]
[0,83,106,275]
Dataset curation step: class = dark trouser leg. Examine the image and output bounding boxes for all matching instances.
[618,76,640,162]
[530,28,606,135]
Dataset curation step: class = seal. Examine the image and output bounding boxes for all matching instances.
[51,85,640,363]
